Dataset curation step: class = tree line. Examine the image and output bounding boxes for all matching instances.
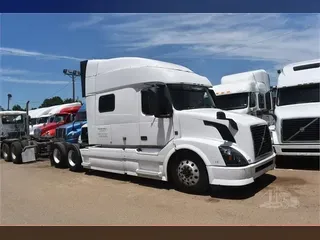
[7,96,81,111]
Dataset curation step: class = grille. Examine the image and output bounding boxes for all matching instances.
[251,124,273,158]
[33,128,41,137]
[282,118,320,142]
[56,128,66,139]
[81,127,88,144]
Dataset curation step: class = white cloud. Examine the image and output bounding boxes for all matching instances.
[2,77,69,85]
[0,68,29,75]
[0,47,84,61]
[73,13,320,66]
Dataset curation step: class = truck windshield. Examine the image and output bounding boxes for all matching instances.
[1,114,24,124]
[38,117,49,124]
[74,111,87,122]
[277,83,320,106]
[53,114,67,123]
[167,84,215,110]
[214,92,249,110]
[30,118,37,125]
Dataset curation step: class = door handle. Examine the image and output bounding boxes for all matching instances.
[141,136,147,141]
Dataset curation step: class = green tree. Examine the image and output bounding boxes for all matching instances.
[39,96,64,108]
[63,98,74,104]
[0,105,4,111]
[12,104,25,111]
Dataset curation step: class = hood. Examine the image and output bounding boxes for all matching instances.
[275,102,320,120]
[178,108,266,127]
[228,108,249,114]
[57,120,87,132]
[176,108,269,162]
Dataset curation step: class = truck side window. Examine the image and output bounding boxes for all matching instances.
[141,89,156,115]
[265,91,271,110]
[258,93,265,109]
[98,94,115,113]
[250,93,256,107]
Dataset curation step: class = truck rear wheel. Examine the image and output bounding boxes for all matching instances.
[50,142,68,168]
[67,144,83,172]
[2,143,12,162]
[11,141,23,164]
[170,154,209,194]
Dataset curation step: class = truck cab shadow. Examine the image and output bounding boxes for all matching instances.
[276,156,319,171]
[209,174,276,200]
[85,170,276,199]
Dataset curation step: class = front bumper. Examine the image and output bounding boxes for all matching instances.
[207,152,276,186]
[273,144,320,156]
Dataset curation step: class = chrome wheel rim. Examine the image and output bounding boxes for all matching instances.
[68,150,76,167]
[3,147,8,159]
[53,148,61,164]
[11,147,16,160]
[177,160,200,187]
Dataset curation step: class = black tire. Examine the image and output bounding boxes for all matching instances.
[67,144,83,172]
[170,153,209,194]
[21,139,28,148]
[2,143,12,162]
[50,142,68,168]
[11,141,23,164]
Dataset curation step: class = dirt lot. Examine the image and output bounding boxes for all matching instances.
[0,157,319,225]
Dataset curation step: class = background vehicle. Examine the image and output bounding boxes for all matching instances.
[211,70,274,124]
[29,106,56,135]
[0,107,40,163]
[270,59,320,156]
[46,57,275,194]
[55,103,87,143]
[33,103,81,137]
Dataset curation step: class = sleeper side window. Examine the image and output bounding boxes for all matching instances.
[99,94,115,113]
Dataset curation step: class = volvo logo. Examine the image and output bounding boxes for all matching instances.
[299,127,305,132]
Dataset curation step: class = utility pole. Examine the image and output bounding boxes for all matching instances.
[63,69,81,102]
[7,93,12,110]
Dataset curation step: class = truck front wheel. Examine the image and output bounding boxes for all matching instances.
[170,154,209,194]
[67,144,83,172]
[2,143,12,162]
[50,142,68,168]
[11,141,23,164]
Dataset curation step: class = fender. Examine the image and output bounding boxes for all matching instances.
[43,128,56,137]
[162,138,221,181]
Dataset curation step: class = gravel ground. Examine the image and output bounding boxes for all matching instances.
[0,157,319,225]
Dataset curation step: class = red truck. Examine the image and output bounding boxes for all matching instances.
[36,104,81,137]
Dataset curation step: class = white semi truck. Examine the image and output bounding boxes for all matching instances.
[211,70,274,124]
[8,57,276,194]
[270,59,320,156]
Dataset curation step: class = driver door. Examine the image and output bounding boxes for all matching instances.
[139,87,174,148]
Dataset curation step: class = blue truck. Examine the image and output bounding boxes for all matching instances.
[55,103,87,143]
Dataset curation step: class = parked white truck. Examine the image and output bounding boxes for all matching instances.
[270,59,320,156]
[10,57,276,194]
[211,70,274,124]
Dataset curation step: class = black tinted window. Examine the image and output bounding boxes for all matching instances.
[277,83,319,106]
[258,93,264,109]
[265,91,271,110]
[99,94,115,113]
[250,93,256,107]
[141,90,156,115]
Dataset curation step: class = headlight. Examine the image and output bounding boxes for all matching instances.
[219,146,248,167]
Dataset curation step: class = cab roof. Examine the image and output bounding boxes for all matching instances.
[81,57,211,97]
[0,111,26,116]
